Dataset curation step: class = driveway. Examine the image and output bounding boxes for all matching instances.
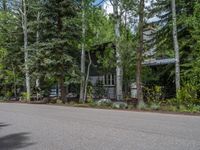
[0,103,200,150]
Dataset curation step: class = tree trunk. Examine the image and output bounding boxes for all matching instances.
[171,0,180,94]
[80,0,86,103]
[136,0,144,105]
[60,75,66,103]
[83,52,92,102]
[3,0,7,11]
[22,0,31,101]
[113,0,123,101]
[36,12,40,101]
[11,63,17,98]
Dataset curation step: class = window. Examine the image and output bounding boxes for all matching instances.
[103,74,115,86]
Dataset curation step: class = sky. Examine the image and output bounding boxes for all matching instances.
[93,0,113,14]
[93,0,105,6]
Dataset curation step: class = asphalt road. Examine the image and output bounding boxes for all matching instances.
[0,103,200,150]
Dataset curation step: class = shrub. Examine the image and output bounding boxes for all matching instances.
[144,85,163,105]
[137,102,147,110]
[176,83,197,106]
[187,104,200,113]
[86,82,94,103]
[179,105,188,112]
[160,105,177,112]
[20,92,29,102]
[150,103,160,110]
[0,97,7,101]
[5,91,12,99]
[128,104,135,110]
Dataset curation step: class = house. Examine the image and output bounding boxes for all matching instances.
[49,26,176,100]
[87,42,116,99]
[49,42,117,100]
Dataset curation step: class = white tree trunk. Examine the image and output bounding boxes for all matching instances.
[22,0,31,101]
[113,0,123,101]
[171,0,180,94]
[80,0,86,103]
[36,12,40,101]
[83,52,92,102]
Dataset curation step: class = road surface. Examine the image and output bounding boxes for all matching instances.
[0,103,200,150]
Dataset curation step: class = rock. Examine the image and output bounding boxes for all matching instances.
[56,99,63,104]
[67,93,78,98]
[43,97,50,104]
[112,102,128,109]
[49,97,57,104]
[96,99,112,107]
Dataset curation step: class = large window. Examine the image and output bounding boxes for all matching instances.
[103,74,115,86]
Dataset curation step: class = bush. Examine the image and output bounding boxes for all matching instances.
[163,105,177,112]
[144,85,163,105]
[150,103,160,110]
[176,83,197,106]
[187,104,200,113]
[137,102,147,110]
[20,92,29,102]
[0,96,7,101]
[128,104,135,110]
[112,102,128,109]
[179,105,188,112]
[5,91,12,99]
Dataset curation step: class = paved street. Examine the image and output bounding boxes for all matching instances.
[0,103,200,150]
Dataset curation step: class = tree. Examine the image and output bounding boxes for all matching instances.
[21,0,31,101]
[136,0,145,105]
[30,0,80,102]
[112,0,123,101]
[0,0,24,99]
[171,0,180,95]
[80,0,86,103]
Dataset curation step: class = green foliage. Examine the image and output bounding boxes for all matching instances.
[20,92,29,102]
[160,105,178,112]
[144,85,163,104]
[137,102,147,110]
[86,82,94,103]
[150,103,160,110]
[176,83,197,106]
[181,3,200,96]
[0,0,199,111]
[94,80,105,99]
[187,105,200,113]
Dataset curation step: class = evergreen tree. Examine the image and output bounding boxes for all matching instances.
[30,0,81,102]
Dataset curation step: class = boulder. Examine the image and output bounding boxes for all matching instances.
[96,99,112,107]
[56,99,63,104]
[112,102,128,109]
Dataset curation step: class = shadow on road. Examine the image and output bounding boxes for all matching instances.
[0,132,35,150]
[0,123,35,150]
[0,122,10,129]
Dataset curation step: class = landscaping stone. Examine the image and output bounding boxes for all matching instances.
[112,102,128,109]
[56,99,63,104]
[96,99,112,107]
